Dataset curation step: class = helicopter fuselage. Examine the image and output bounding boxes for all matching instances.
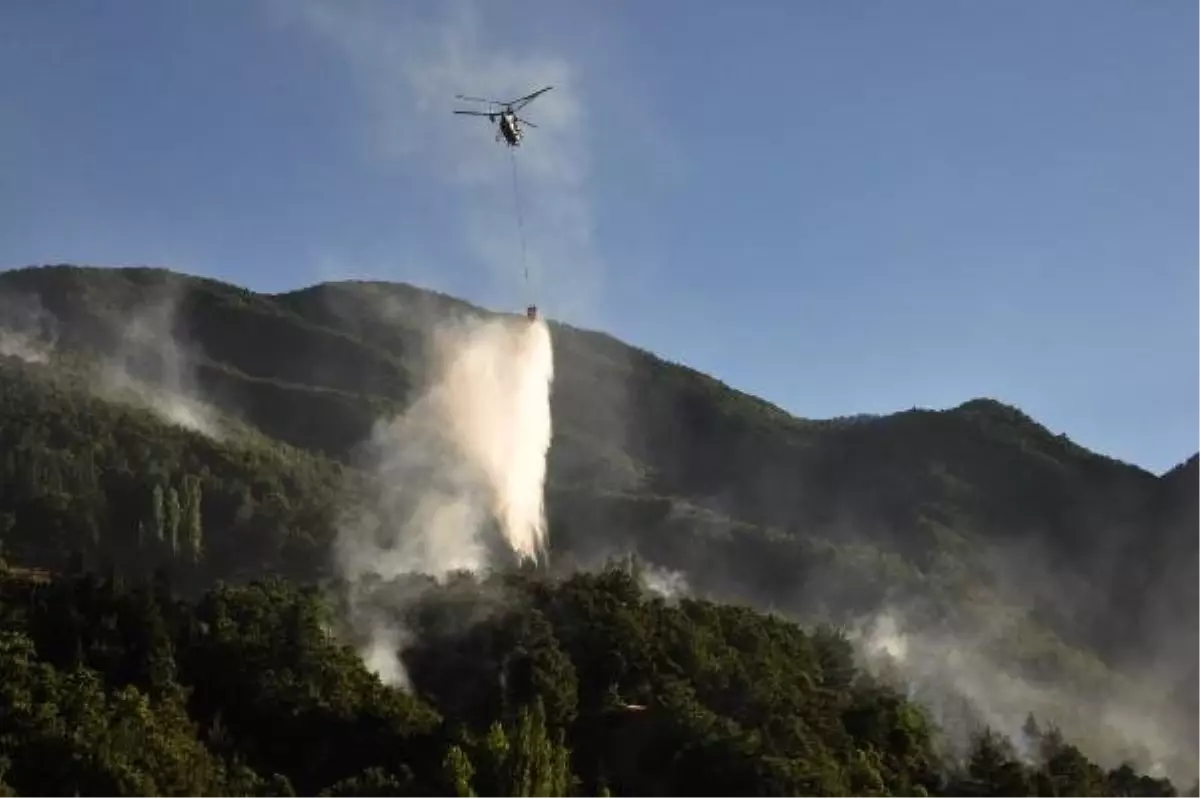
[497,111,521,146]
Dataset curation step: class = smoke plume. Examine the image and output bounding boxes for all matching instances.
[336,312,555,687]
[0,291,57,364]
[640,562,690,602]
[98,290,224,440]
[849,606,1197,785]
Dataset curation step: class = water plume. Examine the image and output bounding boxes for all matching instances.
[336,311,555,686]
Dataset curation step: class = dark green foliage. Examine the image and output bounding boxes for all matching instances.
[0,354,347,585]
[0,566,1180,795]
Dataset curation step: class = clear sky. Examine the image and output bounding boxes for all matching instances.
[1,0,1196,473]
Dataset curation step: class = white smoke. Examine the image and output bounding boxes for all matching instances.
[336,312,555,687]
[98,292,224,440]
[0,330,50,364]
[0,291,57,364]
[641,564,690,602]
[849,607,1195,783]
[361,624,413,692]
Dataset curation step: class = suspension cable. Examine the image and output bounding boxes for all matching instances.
[508,145,530,303]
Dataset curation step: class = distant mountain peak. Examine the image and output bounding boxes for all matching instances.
[951,397,1031,418]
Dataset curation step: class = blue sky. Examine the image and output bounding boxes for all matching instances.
[1,0,1195,473]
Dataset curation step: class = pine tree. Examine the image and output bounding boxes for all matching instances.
[182,474,203,562]
[506,700,574,797]
[164,486,181,557]
[477,722,511,796]
[442,745,477,797]
[150,482,165,544]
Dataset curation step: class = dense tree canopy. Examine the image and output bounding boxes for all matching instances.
[0,565,1183,796]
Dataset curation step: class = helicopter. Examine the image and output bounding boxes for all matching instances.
[453,85,553,147]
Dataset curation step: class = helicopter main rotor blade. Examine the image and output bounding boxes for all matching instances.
[515,117,538,128]
[509,85,553,112]
[453,110,495,117]
[455,94,505,105]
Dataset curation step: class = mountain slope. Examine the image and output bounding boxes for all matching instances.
[0,263,1195,783]
[0,263,1190,620]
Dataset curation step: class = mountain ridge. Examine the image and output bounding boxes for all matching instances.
[10,261,1182,475]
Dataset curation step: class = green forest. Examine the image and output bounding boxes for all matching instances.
[0,264,1194,795]
[0,566,1183,796]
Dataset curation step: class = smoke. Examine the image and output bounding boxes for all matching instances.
[848,606,1197,785]
[640,562,690,602]
[360,623,413,692]
[336,312,555,687]
[0,291,57,364]
[0,276,228,440]
[98,290,224,440]
[0,329,50,364]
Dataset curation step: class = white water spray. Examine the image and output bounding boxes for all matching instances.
[336,312,555,686]
[426,313,554,564]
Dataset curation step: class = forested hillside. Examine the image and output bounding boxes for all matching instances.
[0,566,1184,796]
[0,263,1194,794]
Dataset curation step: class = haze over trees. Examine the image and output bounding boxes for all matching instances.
[0,264,1194,796]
